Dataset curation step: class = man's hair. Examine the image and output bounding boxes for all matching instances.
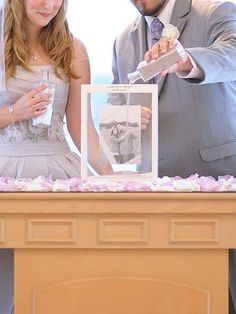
[4,0,78,81]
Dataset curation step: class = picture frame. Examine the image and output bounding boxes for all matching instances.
[81,84,158,183]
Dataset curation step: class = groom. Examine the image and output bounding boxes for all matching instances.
[111,0,236,312]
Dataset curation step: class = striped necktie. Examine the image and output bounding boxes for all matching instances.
[150,17,164,46]
[150,18,164,83]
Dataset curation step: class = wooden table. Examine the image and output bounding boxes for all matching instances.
[0,192,235,314]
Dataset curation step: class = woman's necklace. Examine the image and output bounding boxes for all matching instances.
[32,55,37,61]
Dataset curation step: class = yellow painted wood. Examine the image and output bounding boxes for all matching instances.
[0,192,232,313]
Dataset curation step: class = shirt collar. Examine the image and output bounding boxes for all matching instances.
[145,0,176,29]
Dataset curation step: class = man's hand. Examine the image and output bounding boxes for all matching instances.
[144,38,193,76]
[141,106,152,130]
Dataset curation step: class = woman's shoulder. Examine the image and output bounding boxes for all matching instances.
[72,37,89,62]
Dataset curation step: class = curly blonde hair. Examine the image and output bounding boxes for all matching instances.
[4,0,78,81]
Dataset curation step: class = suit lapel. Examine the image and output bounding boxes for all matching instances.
[130,16,148,66]
[170,0,192,34]
[130,17,152,106]
[158,0,192,96]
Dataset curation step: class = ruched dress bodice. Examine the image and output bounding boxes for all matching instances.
[0,65,81,179]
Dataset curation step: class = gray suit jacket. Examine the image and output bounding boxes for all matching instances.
[111,0,236,178]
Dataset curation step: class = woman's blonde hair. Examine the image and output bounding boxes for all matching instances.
[4,0,78,81]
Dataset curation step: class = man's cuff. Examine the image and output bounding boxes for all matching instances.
[176,52,204,79]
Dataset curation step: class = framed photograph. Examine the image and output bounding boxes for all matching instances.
[81,84,158,182]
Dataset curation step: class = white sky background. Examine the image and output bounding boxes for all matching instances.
[67,0,138,82]
[66,1,138,163]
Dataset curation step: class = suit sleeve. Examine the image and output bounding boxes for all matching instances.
[185,1,236,84]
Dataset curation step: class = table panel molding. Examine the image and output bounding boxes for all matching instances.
[27,219,77,244]
[170,219,220,244]
[0,219,4,243]
[98,219,148,244]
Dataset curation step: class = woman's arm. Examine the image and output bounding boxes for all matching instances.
[66,38,112,175]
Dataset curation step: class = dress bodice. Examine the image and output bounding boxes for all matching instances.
[0,65,69,145]
[0,65,82,179]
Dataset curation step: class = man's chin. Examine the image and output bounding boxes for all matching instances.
[133,0,168,17]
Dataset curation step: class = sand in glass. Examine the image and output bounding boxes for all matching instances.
[32,70,56,127]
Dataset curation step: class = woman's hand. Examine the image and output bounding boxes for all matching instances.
[144,38,192,76]
[12,84,51,122]
[141,106,152,130]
